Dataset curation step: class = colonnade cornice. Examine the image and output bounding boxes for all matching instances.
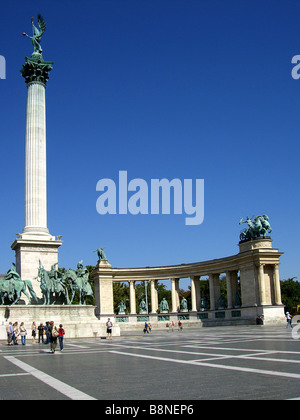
[94,247,282,282]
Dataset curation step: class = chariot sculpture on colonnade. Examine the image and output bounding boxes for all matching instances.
[239,215,272,242]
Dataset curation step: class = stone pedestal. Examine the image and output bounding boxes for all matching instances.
[93,260,114,319]
[238,237,274,253]
[11,238,62,300]
[0,305,120,340]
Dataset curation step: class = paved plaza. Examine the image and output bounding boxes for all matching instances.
[0,325,299,401]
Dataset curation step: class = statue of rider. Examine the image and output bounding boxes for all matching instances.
[3,263,20,299]
[76,260,89,287]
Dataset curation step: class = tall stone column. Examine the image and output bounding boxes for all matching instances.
[208,274,221,310]
[258,263,267,306]
[150,280,158,314]
[23,82,48,235]
[273,264,282,305]
[129,281,136,314]
[225,271,233,309]
[230,270,239,307]
[11,53,61,299]
[190,276,200,312]
[171,278,180,312]
[209,274,215,311]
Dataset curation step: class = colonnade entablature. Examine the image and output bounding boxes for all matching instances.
[93,238,284,325]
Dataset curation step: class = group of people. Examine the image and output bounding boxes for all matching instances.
[6,320,65,353]
[143,321,152,334]
[6,321,33,346]
[166,321,183,332]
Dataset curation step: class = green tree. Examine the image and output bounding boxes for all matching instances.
[112,281,172,314]
[135,281,171,313]
[85,265,95,305]
[113,282,130,314]
[280,277,299,314]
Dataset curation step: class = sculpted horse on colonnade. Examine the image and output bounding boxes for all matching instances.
[63,268,93,305]
[0,263,38,305]
[37,263,70,305]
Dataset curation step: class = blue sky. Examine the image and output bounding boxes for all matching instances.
[0,0,300,290]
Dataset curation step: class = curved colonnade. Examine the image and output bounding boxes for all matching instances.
[93,238,286,327]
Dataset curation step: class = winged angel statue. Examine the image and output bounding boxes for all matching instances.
[22,14,46,55]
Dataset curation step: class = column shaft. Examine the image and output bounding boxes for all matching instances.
[258,264,267,306]
[129,281,136,314]
[273,264,282,305]
[209,274,215,310]
[24,82,49,235]
[150,280,158,313]
[171,278,180,312]
[226,271,233,309]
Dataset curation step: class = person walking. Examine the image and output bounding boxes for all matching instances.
[58,324,65,351]
[31,322,37,344]
[13,322,19,345]
[6,322,13,346]
[38,323,44,343]
[49,321,59,353]
[45,322,50,344]
[20,322,27,345]
[286,312,293,329]
[106,318,113,339]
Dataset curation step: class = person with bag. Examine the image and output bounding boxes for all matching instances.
[49,321,59,353]
[13,322,19,345]
[58,324,65,352]
[20,322,27,345]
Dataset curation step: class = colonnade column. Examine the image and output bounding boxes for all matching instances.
[190,276,200,312]
[129,281,136,314]
[225,271,239,309]
[273,264,282,305]
[209,274,215,310]
[171,278,180,312]
[258,263,267,306]
[209,274,221,310]
[225,271,233,309]
[196,277,201,311]
[150,280,158,313]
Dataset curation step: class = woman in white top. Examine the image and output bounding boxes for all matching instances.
[31,322,37,344]
[20,322,27,345]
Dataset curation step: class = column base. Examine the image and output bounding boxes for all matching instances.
[20,226,56,241]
